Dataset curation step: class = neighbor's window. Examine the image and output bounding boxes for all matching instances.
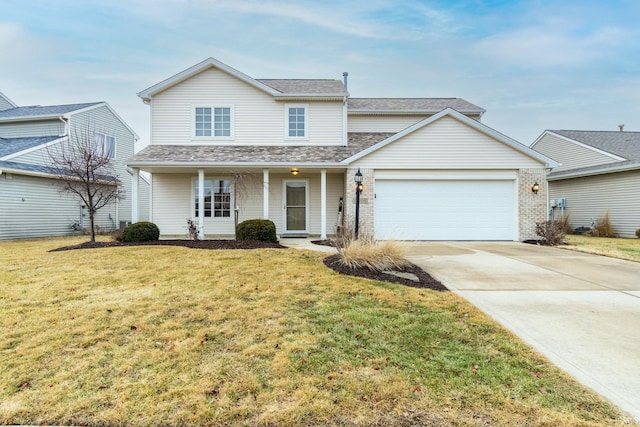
[286,105,307,138]
[93,133,115,158]
[195,179,231,218]
[195,106,232,137]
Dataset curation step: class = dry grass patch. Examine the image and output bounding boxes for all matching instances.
[564,235,640,263]
[0,236,634,426]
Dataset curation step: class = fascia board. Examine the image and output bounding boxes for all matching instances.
[137,57,280,101]
[0,167,56,179]
[0,114,63,123]
[541,131,626,161]
[342,108,559,167]
[273,94,346,101]
[548,163,640,180]
[348,109,484,116]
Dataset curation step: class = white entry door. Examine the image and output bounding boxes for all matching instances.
[283,180,309,234]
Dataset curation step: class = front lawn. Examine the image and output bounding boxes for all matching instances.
[0,237,633,426]
[564,235,640,262]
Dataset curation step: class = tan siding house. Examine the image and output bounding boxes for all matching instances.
[129,57,557,241]
[531,130,640,238]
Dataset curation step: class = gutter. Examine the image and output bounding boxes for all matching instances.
[126,160,346,169]
[548,162,640,180]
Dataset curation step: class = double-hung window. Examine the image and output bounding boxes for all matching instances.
[93,133,115,158]
[195,106,232,138]
[285,104,308,139]
[195,179,231,218]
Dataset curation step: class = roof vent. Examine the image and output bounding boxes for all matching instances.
[342,72,348,90]
[618,124,624,132]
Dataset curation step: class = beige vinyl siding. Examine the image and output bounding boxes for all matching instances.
[352,116,543,169]
[150,68,344,146]
[549,171,640,238]
[137,175,151,222]
[533,133,618,172]
[0,173,116,240]
[348,115,426,133]
[152,174,191,237]
[0,120,64,138]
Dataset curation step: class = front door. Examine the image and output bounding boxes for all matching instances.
[284,180,308,234]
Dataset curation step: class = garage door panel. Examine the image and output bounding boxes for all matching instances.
[375,180,515,240]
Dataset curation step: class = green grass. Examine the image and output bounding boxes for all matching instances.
[0,236,635,426]
[564,235,640,262]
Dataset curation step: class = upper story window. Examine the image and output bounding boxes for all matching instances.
[285,104,308,139]
[93,133,115,158]
[195,106,233,138]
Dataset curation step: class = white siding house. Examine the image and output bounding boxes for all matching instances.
[531,130,640,237]
[0,98,148,240]
[129,57,557,241]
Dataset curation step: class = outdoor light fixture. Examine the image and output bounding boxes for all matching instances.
[291,167,299,176]
[531,181,540,194]
[354,168,363,238]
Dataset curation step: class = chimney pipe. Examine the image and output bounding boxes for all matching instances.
[342,72,348,90]
[619,124,624,132]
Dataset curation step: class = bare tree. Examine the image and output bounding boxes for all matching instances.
[48,124,124,242]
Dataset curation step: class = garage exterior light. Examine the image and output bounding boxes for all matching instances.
[354,168,363,238]
[532,181,540,194]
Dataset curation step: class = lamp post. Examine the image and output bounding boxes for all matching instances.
[354,168,363,239]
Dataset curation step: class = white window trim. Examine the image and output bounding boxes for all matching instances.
[192,177,234,219]
[192,105,235,140]
[93,132,116,159]
[284,104,309,141]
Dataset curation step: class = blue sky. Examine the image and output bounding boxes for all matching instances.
[2,0,639,149]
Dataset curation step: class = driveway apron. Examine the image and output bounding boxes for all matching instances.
[406,242,640,422]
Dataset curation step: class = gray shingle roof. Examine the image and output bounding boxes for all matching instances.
[0,102,102,119]
[0,135,61,158]
[0,159,53,175]
[128,133,394,165]
[257,79,347,95]
[348,98,485,114]
[552,130,640,161]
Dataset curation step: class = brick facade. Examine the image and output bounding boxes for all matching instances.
[518,168,548,241]
[343,167,375,237]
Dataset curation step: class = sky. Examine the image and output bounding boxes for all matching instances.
[2,0,639,150]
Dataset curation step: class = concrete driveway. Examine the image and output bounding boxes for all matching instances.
[405,242,640,422]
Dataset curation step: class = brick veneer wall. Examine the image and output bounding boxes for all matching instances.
[519,168,548,241]
[343,167,375,237]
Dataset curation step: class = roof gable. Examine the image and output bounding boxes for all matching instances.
[138,57,349,102]
[0,92,17,111]
[343,108,558,167]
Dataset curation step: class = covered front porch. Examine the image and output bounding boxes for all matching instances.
[130,166,347,240]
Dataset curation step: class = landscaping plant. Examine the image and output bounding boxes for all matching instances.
[236,219,277,242]
[535,219,567,246]
[122,221,160,242]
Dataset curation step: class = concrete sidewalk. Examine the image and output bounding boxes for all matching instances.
[406,242,640,422]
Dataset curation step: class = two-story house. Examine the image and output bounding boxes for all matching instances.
[128,57,557,241]
[0,91,149,240]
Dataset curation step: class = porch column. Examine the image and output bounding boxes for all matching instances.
[263,169,269,219]
[198,169,205,240]
[131,167,139,224]
[320,169,327,240]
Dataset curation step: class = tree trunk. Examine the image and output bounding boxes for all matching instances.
[89,208,96,242]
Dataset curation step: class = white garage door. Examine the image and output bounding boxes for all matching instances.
[374,180,516,240]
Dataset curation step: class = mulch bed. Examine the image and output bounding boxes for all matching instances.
[48,239,286,252]
[49,239,447,291]
[323,254,447,292]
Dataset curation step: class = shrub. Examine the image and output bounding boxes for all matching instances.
[236,219,277,242]
[111,228,124,242]
[535,219,567,246]
[636,229,640,239]
[335,228,409,271]
[122,221,160,242]
[588,211,615,237]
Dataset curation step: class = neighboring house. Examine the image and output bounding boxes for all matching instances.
[0,91,149,240]
[128,57,557,241]
[531,130,640,237]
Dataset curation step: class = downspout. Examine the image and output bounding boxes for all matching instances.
[59,115,69,136]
